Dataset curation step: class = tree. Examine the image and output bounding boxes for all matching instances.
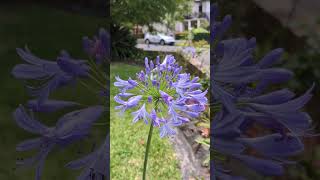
[163,1,191,32]
[111,0,192,28]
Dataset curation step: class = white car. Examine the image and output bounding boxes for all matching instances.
[144,32,175,45]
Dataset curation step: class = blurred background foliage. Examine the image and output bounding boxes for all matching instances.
[111,0,191,29]
[2,0,108,17]
[110,22,139,61]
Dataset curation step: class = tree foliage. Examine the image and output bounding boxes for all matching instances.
[111,0,192,27]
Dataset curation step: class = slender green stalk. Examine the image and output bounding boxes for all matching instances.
[88,57,107,82]
[88,74,105,88]
[142,121,154,180]
[79,80,99,95]
[142,100,159,180]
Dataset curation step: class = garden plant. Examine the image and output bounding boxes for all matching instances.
[211,4,316,179]
[11,28,109,180]
[114,55,208,179]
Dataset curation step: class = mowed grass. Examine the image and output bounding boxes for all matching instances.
[0,3,107,179]
[110,63,181,179]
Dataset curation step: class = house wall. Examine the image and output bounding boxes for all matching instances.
[141,0,210,34]
[202,1,210,20]
[175,22,185,32]
[192,1,201,14]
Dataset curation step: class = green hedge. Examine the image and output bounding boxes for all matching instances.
[193,33,209,42]
[192,28,209,42]
[175,31,188,40]
[175,28,210,42]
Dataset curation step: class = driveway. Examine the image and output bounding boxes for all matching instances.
[136,44,183,53]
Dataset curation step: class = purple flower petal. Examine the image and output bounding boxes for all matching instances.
[27,99,80,112]
[13,105,49,135]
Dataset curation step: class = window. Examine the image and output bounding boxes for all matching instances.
[191,20,197,28]
[183,21,189,30]
[199,5,202,13]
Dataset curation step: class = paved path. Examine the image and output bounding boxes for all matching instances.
[252,0,320,38]
[136,44,182,53]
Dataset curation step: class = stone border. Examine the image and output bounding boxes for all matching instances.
[170,124,210,180]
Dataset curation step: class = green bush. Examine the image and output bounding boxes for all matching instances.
[192,28,209,42]
[111,23,139,61]
[193,40,209,48]
[192,27,209,34]
[175,31,188,40]
[200,20,210,30]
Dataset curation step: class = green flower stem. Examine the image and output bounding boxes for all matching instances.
[142,100,159,180]
[88,57,107,82]
[142,121,154,180]
[211,104,222,113]
[88,66,105,83]
[88,73,106,88]
[79,79,100,95]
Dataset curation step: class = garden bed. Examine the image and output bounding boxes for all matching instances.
[170,123,210,179]
[170,51,210,179]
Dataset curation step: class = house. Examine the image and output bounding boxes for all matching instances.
[137,0,210,36]
[175,0,210,32]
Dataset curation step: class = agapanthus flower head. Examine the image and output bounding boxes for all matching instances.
[12,28,108,180]
[114,55,207,137]
[56,51,90,77]
[83,28,110,64]
[182,46,196,58]
[210,3,232,43]
[66,134,109,180]
[12,47,75,105]
[13,105,105,180]
[210,4,315,180]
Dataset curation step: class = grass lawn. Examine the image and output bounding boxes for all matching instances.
[110,63,181,179]
[0,3,107,179]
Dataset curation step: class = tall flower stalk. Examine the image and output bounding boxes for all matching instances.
[114,55,208,178]
[143,109,155,180]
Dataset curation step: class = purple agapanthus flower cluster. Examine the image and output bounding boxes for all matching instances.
[114,55,208,137]
[182,46,197,58]
[12,28,109,180]
[211,4,315,180]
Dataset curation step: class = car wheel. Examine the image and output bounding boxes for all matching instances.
[160,40,165,46]
[145,39,150,45]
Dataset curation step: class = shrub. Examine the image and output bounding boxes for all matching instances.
[111,23,139,61]
[191,28,209,42]
[175,31,189,40]
[193,40,209,48]
[200,20,210,30]
[192,27,209,34]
